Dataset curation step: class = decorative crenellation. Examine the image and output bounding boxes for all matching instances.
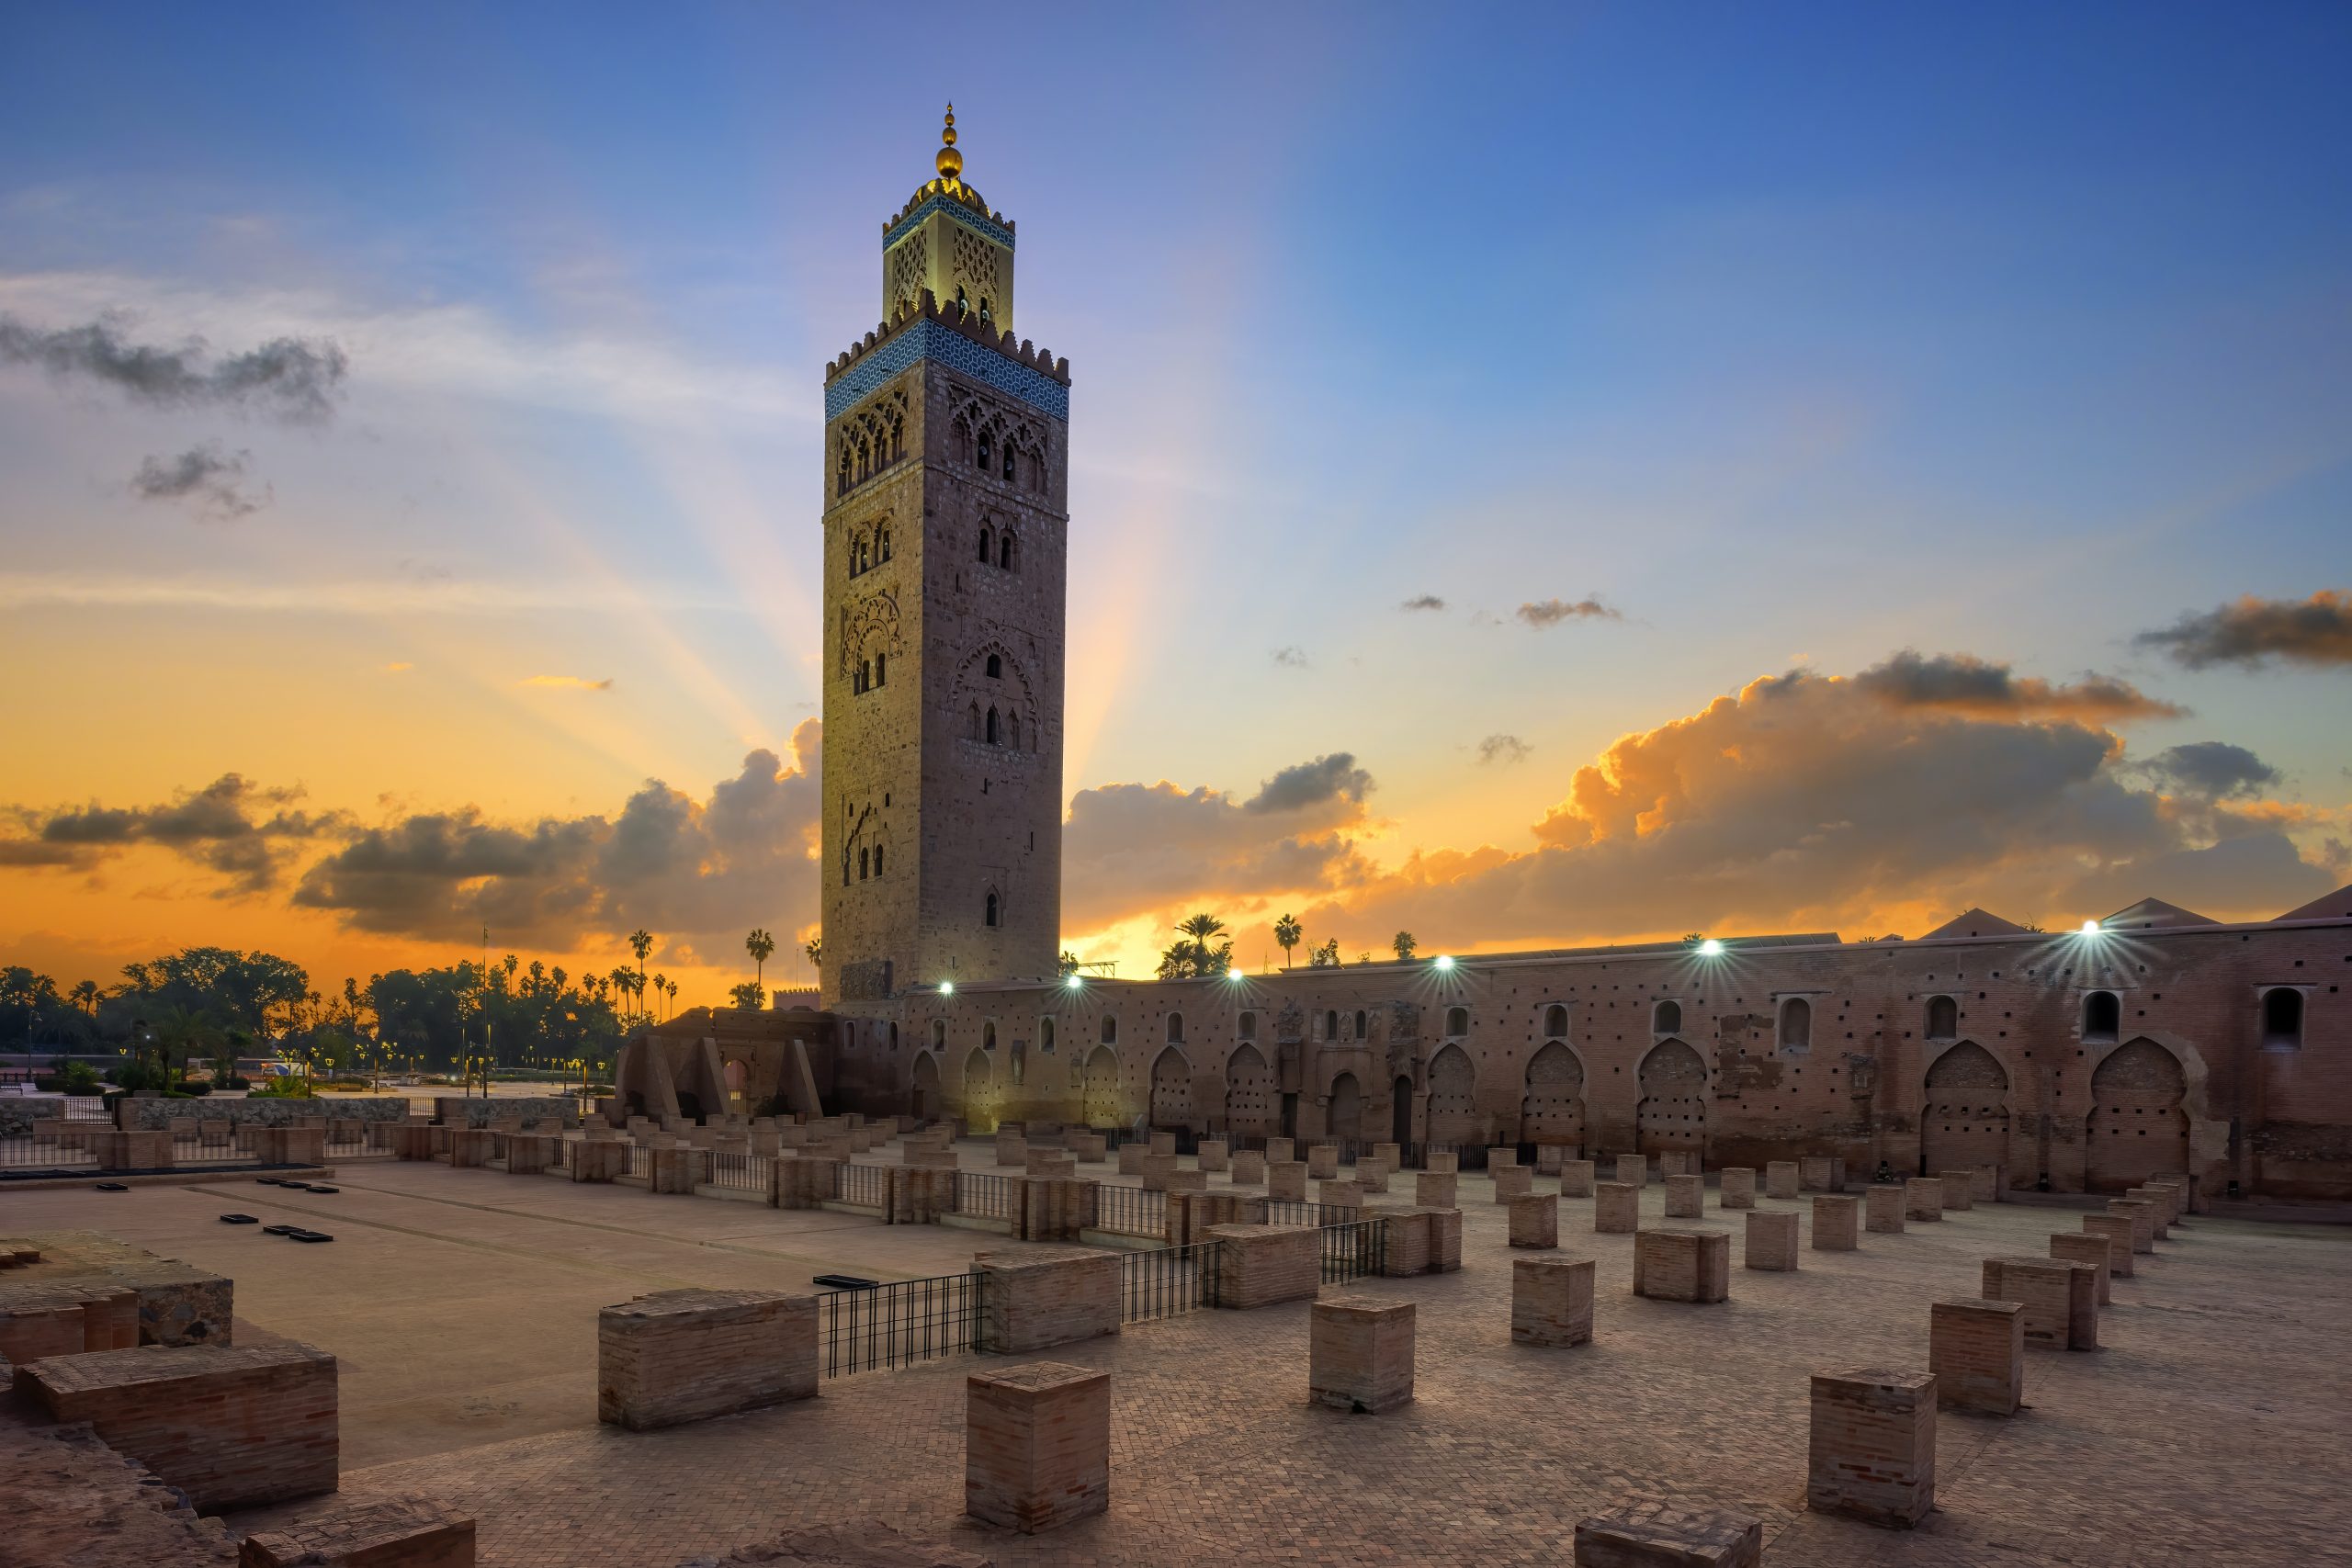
[826,288,1069,420]
[883,185,1017,250]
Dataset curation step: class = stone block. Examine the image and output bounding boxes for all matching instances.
[1812,1194,1860,1251]
[447,1127,496,1168]
[1068,1133,1107,1163]
[1632,1227,1730,1303]
[1512,1256,1594,1348]
[1024,1150,1078,1178]
[1969,1165,2000,1203]
[1905,1179,1944,1222]
[1267,1137,1295,1164]
[1425,1149,1458,1174]
[1488,1145,1520,1171]
[1493,1164,1533,1201]
[1928,1297,2024,1416]
[2107,1199,2156,1253]
[1197,1138,1229,1172]
[965,1361,1110,1534]
[1206,1224,1319,1309]
[1745,1210,1800,1270]
[1766,1161,1800,1200]
[2080,1215,2135,1278]
[1595,1181,1641,1234]
[1318,1179,1364,1209]
[1416,1171,1457,1208]
[1560,1158,1596,1198]
[1981,1258,2098,1350]
[1664,1174,1702,1217]
[1800,1155,1844,1192]
[1140,1152,1178,1192]
[1615,1153,1648,1187]
[975,1248,1120,1354]
[2049,1233,2113,1304]
[1377,1207,1434,1275]
[1231,1149,1267,1185]
[1373,1142,1401,1168]
[1165,1168,1207,1194]
[596,1289,816,1430]
[1719,1168,1755,1209]
[1806,1368,1936,1528]
[1307,1145,1339,1179]
[2124,1188,2172,1240]
[1356,1157,1390,1194]
[1268,1160,1308,1201]
[18,1343,337,1511]
[1866,1185,1906,1234]
[1309,1294,1414,1413]
[1573,1505,1762,1567]
[1116,1143,1147,1177]
[1657,1150,1698,1179]
[1509,1193,1559,1247]
[1939,1171,1974,1212]
[1149,1132,1176,1156]
[239,1496,476,1567]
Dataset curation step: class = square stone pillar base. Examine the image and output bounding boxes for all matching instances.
[1417,1171,1457,1207]
[1929,1297,2023,1416]
[1633,1227,1729,1303]
[1494,1165,1532,1201]
[1573,1505,1762,1566]
[1309,1295,1414,1413]
[1560,1159,1596,1198]
[1719,1168,1756,1209]
[1905,1179,1944,1221]
[1664,1175,1702,1217]
[1866,1185,1906,1234]
[2080,1215,2134,1277]
[1806,1368,1936,1528]
[1765,1161,1800,1200]
[1508,1194,1558,1247]
[1614,1154,1648,1187]
[2048,1233,2112,1303]
[966,1361,1110,1533]
[1594,1181,1641,1234]
[1812,1195,1860,1250]
[1511,1257,1594,1347]
[1745,1211,1800,1270]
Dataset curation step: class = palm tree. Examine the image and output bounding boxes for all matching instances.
[804,935,823,973]
[746,929,775,993]
[1273,914,1302,969]
[650,974,668,1021]
[663,976,679,1016]
[628,929,653,1004]
[1392,931,1418,962]
[71,979,99,1017]
[150,1005,220,1090]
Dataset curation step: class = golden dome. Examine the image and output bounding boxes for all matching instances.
[934,103,962,182]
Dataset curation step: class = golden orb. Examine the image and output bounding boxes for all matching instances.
[935,103,962,181]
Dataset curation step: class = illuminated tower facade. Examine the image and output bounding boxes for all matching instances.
[819,107,1069,1003]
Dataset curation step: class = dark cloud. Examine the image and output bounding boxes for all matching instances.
[1516,596,1620,628]
[2140,741,2282,800]
[2134,590,2352,671]
[130,443,267,518]
[1398,594,1447,613]
[1851,649,2184,720]
[1271,646,1310,670]
[1244,753,1373,815]
[1477,734,1532,766]
[6,774,344,893]
[0,313,349,423]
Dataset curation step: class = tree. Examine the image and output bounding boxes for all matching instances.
[651,973,669,1021]
[662,976,678,1016]
[628,929,653,1007]
[746,928,775,993]
[729,981,765,1010]
[71,979,99,1017]
[804,935,823,972]
[1273,914,1302,969]
[149,1005,220,1089]
[1391,931,1418,962]
[1309,938,1340,968]
[1157,914,1233,979]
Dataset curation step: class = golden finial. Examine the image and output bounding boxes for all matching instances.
[935,102,963,183]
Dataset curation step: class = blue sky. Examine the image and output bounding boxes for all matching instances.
[1,2,2346,988]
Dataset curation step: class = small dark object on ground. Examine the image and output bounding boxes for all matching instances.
[812,1273,880,1290]
[220,1213,260,1224]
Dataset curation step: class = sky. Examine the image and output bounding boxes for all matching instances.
[2,1,2348,1003]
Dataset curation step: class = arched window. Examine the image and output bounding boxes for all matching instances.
[985,891,1001,928]
[1926,995,1958,1040]
[837,450,851,495]
[1039,1017,1056,1053]
[1238,1010,1257,1042]
[1543,1003,1568,1038]
[985,706,1001,745]
[1100,1016,1117,1045]
[874,652,886,686]
[878,527,890,559]
[1654,999,1681,1035]
[977,525,992,562]
[956,284,970,316]
[1002,447,1016,483]
[857,846,868,880]
[2083,991,2120,1043]
[985,653,1001,678]
[967,704,981,741]
[931,1019,946,1049]
[983,1021,996,1050]
[1323,1009,1339,1040]
[871,844,885,876]
[999,533,1014,570]
[977,432,991,470]
[1166,1012,1184,1043]
[1444,1006,1469,1037]
[1354,1009,1368,1039]
[842,851,851,886]
[1780,998,1812,1051]
[978,297,992,326]
[2262,987,2304,1048]
[1006,712,1021,750]
[857,658,871,694]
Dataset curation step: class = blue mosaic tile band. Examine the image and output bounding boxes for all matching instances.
[826,319,1069,423]
[883,193,1016,252]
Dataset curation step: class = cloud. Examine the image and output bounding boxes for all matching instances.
[1398,594,1447,613]
[520,674,616,692]
[130,442,268,518]
[1477,733,1532,766]
[290,720,822,944]
[1270,646,1310,670]
[383,662,413,673]
[2134,590,2352,671]
[1516,596,1621,628]
[1284,660,2331,951]
[2138,741,2282,800]
[1849,649,2184,721]
[1062,752,1375,931]
[2,774,345,893]
[0,311,348,423]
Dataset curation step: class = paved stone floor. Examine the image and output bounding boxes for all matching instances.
[13,1147,2349,1565]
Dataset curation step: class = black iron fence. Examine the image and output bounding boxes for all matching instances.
[815,1271,979,1377]
[707,1151,767,1192]
[837,1161,889,1209]
[1120,1242,1220,1322]
[170,1127,251,1164]
[1261,1198,1363,1229]
[0,1134,96,1169]
[1317,1216,1387,1283]
[953,1170,1021,1222]
[1088,1182,1165,1238]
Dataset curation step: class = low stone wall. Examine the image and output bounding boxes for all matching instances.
[596,1288,817,1430]
[17,1342,339,1512]
[438,1096,577,1129]
[975,1248,1120,1353]
[127,1097,409,1132]
[239,1495,477,1567]
[1206,1224,1319,1309]
[3,1231,232,1347]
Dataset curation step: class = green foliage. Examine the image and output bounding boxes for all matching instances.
[1158,913,1234,978]
[248,1075,313,1099]
[728,981,765,1010]
[1308,938,1341,968]
[1391,931,1418,961]
[1272,914,1303,965]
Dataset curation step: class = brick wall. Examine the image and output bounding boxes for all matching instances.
[1981,1258,2098,1350]
[1633,1228,1729,1303]
[1512,1257,1594,1348]
[965,1362,1109,1534]
[975,1248,1118,1353]
[1928,1298,2023,1416]
[1309,1295,1414,1413]
[1806,1368,1936,1528]
[1745,1211,1800,1270]
[239,1495,476,1567]
[595,1289,818,1431]
[1206,1224,1318,1310]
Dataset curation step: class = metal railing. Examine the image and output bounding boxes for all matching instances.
[1120,1242,1220,1322]
[624,1144,650,1179]
[815,1272,979,1377]
[550,1136,576,1172]
[0,1134,98,1168]
[952,1170,1021,1222]
[170,1129,252,1165]
[706,1151,767,1191]
[1261,1198,1363,1229]
[1317,1216,1387,1284]
[837,1161,888,1209]
[62,1097,108,1122]
[1088,1182,1165,1238]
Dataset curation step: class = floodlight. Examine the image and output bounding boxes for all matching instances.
[1433,954,1455,972]
[2079,920,2100,936]
[939,979,956,995]
[1698,939,1725,957]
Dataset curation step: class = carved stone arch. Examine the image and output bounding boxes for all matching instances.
[910,1050,941,1120]
[961,1045,997,1131]
[951,639,1037,751]
[1425,1043,1478,1147]
[1224,1043,1273,1136]
[1149,1045,1193,1128]
[1081,1044,1123,1127]
[1521,1040,1586,1147]
[1635,1038,1706,1159]
[1920,1039,2008,1177]
[838,588,902,679]
[1328,1071,1363,1143]
[2086,1036,2189,1191]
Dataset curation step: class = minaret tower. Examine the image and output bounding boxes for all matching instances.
[819,107,1069,1004]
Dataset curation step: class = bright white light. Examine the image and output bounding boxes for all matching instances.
[1063,973,1083,989]
[1227,967,1248,982]
[938,979,956,995]
[2079,919,2101,936]
[1433,954,1455,972]
[1698,939,1725,957]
